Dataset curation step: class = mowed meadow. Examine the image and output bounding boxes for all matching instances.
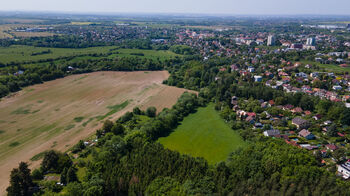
[158,103,246,164]
[0,71,191,193]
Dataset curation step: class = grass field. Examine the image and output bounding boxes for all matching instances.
[158,103,246,164]
[301,60,350,73]
[0,71,192,194]
[0,45,180,64]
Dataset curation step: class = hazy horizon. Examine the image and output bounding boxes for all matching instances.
[1,0,350,16]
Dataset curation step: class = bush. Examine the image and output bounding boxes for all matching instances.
[72,140,85,154]
[31,168,44,180]
[146,107,157,117]
[111,123,125,135]
[102,120,114,133]
[133,107,142,115]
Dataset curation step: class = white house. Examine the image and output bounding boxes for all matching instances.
[295,72,308,78]
[248,67,255,73]
[338,162,350,179]
[254,75,263,82]
[333,85,342,90]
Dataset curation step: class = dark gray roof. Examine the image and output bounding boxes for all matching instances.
[265,129,280,136]
[292,117,308,125]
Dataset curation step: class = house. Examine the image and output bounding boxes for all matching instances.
[254,123,263,129]
[326,144,338,152]
[261,102,268,108]
[245,116,255,124]
[295,72,308,78]
[231,96,238,106]
[263,129,280,137]
[298,129,315,140]
[333,85,342,90]
[292,118,310,129]
[338,132,345,137]
[248,67,255,73]
[14,70,24,76]
[322,126,331,134]
[310,72,319,78]
[313,114,322,121]
[291,107,303,113]
[338,162,350,179]
[324,120,332,126]
[254,75,263,82]
[282,104,294,110]
[304,111,312,115]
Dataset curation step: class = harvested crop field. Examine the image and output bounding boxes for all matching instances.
[0,71,193,194]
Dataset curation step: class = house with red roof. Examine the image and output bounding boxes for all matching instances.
[326,144,338,152]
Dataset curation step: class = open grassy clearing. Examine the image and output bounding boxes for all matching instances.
[301,60,350,73]
[0,71,192,194]
[0,45,180,64]
[0,45,115,64]
[158,103,246,165]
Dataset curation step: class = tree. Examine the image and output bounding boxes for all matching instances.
[0,84,9,97]
[84,186,103,196]
[66,167,78,183]
[333,148,346,163]
[102,120,114,133]
[327,124,337,137]
[341,108,350,126]
[7,162,33,196]
[96,129,103,138]
[41,150,59,172]
[111,123,124,135]
[66,182,83,196]
[133,107,142,115]
[300,95,314,111]
[146,107,157,117]
[72,140,85,153]
[61,167,68,185]
[57,154,73,173]
[31,168,43,180]
[316,100,331,115]
[146,177,185,195]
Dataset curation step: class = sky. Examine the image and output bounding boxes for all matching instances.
[1,0,350,15]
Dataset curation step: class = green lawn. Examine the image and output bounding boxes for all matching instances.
[158,103,246,164]
[301,60,350,73]
[0,45,115,64]
[0,45,180,64]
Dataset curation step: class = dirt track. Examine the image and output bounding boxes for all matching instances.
[0,71,193,195]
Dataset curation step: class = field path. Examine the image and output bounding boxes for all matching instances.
[0,71,193,195]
